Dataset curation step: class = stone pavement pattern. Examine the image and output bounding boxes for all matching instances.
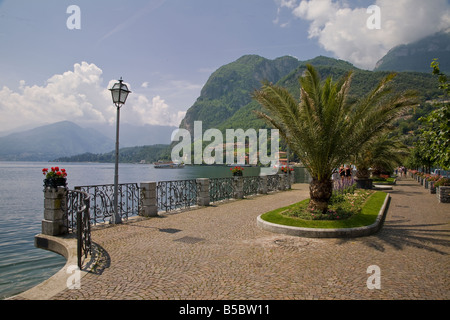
[52,178,449,300]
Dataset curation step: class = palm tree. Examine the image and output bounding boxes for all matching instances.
[252,64,418,213]
[353,133,410,187]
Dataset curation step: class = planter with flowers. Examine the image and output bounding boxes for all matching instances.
[435,177,450,203]
[230,166,244,177]
[427,175,440,194]
[280,166,294,174]
[42,167,68,189]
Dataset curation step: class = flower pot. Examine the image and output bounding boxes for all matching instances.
[232,171,243,177]
[429,181,436,194]
[44,178,67,189]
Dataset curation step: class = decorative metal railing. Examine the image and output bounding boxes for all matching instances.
[209,177,234,202]
[243,176,262,196]
[72,174,290,221]
[75,183,140,225]
[65,189,92,269]
[267,174,280,192]
[157,179,198,212]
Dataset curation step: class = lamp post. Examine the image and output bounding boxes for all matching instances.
[109,77,131,224]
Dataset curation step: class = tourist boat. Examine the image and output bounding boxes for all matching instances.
[153,161,185,169]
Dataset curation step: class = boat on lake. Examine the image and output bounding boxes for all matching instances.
[153,161,185,169]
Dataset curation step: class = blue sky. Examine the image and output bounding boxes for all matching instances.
[0,0,449,132]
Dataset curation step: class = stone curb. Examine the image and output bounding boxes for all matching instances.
[257,193,390,238]
[7,234,93,300]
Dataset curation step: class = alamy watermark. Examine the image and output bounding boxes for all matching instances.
[366,265,381,289]
[66,264,81,289]
[171,121,281,175]
[366,5,381,30]
[66,5,81,30]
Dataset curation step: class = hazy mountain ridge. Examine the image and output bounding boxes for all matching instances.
[374,31,450,73]
[0,121,176,161]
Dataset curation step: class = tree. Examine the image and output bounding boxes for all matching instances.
[252,64,418,213]
[415,59,450,170]
[353,134,409,179]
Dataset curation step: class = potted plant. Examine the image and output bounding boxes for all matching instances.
[427,175,440,194]
[230,166,244,177]
[280,166,294,174]
[42,167,68,188]
[435,177,450,203]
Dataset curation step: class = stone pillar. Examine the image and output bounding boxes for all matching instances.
[196,178,210,206]
[290,171,295,186]
[42,186,67,236]
[278,174,286,191]
[233,176,244,199]
[140,182,158,217]
[259,175,268,194]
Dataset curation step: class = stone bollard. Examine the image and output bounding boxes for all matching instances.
[42,186,68,236]
[140,182,158,217]
[196,178,210,206]
[233,176,244,199]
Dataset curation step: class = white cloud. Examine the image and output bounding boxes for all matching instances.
[0,62,185,132]
[277,0,450,70]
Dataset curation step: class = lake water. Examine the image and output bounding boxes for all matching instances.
[0,161,309,299]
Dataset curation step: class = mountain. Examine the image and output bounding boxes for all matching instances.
[0,121,114,161]
[374,30,450,73]
[179,54,441,140]
[179,54,301,135]
[54,144,170,163]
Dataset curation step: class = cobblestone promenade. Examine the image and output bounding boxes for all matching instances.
[52,178,449,300]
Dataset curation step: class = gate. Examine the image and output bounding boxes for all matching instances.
[66,189,92,269]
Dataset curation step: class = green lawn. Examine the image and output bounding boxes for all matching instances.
[372,177,396,185]
[260,191,388,229]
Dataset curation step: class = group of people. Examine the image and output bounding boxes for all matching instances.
[395,166,407,177]
[339,164,353,181]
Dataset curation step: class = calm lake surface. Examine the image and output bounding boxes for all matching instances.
[0,161,309,299]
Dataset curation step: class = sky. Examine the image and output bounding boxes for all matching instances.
[0,0,449,133]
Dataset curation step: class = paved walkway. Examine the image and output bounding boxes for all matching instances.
[50,178,449,300]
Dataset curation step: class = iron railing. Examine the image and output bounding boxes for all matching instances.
[65,189,92,269]
[243,176,262,196]
[75,183,140,225]
[209,177,234,202]
[267,174,280,192]
[157,179,198,212]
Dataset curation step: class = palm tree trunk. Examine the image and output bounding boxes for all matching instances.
[308,178,333,213]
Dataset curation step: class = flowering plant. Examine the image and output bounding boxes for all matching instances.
[42,167,67,179]
[427,175,440,182]
[230,166,244,176]
[434,177,450,187]
[280,166,294,174]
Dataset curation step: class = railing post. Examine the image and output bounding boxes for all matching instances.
[233,176,244,199]
[196,178,210,206]
[42,186,68,236]
[140,182,158,217]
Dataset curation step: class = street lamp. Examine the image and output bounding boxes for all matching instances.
[109,77,131,224]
